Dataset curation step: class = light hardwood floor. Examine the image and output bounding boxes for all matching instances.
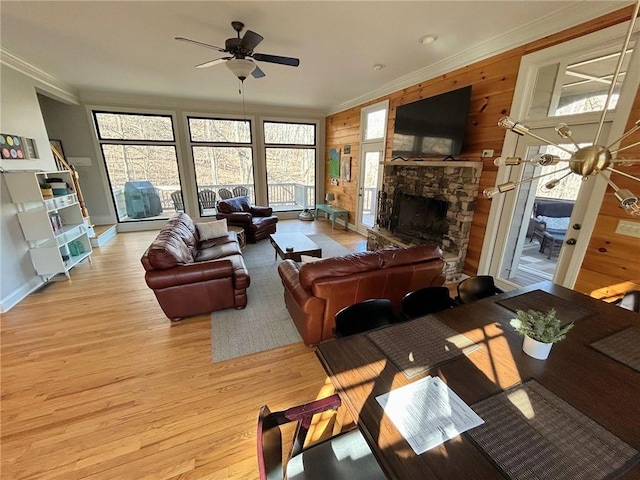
[1,219,367,480]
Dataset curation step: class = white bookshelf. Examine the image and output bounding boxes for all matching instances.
[5,171,92,277]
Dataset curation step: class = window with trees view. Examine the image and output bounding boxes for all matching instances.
[264,121,316,212]
[93,111,180,222]
[188,117,254,216]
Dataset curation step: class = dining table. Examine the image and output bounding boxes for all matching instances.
[315,281,640,479]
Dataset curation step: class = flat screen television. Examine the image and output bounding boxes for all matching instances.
[392,85,472,159]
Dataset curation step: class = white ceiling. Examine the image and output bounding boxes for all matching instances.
[0,1,631,113]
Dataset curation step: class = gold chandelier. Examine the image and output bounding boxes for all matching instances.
[484,0,640,217]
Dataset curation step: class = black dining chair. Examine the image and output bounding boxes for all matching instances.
[401,286,457,319]
[614,290,640,313]
[456,275,503,304]
[257,394,386,480]
[334,299,399,338]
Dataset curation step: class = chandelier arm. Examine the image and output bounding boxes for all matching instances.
[608,167,640,183]
[522,130,575,154]
[593,0,640,146]
[606,119,640,149]
[514,166,571,187]
[611,139,640,154]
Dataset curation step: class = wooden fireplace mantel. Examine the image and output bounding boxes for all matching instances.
[382,159,483,171]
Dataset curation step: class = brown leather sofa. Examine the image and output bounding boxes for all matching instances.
[141,213,250,321]
[277,245,446,345]
[216,196,278,243]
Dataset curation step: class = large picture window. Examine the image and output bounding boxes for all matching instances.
[188,117,254,215]
[93,111,180,222]
[264,121,316,212]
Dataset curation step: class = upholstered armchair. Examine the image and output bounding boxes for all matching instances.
[216,196,278,243]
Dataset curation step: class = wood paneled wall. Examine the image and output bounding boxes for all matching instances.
[575,85,640,299]
[325,6,639,290]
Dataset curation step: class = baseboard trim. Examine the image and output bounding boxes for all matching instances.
[0,276,45,313]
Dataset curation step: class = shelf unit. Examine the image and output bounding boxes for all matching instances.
[5,171,92,278]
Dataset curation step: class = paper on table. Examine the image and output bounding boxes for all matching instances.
[376,376,484,454]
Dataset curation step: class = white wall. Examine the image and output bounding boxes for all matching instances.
[0,67,59,311]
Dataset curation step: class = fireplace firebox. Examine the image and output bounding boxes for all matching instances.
[390,192,448,244]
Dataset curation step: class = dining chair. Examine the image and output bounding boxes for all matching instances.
[257,393,386,480]
[233,185,249,197]
[170,190,184,212]
[614,290,640,313]
[334,298,399,338]
[198,189,217,211]
[456,275,503,304]
[218,188,233,200]
[401,286,457,319]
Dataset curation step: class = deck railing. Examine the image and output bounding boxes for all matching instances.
[113,183,316,219]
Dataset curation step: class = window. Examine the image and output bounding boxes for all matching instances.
[263,121,316,212]
[528,41,635,119]
[361,102,388,141]
[188,117,254,215]
[93,111,180,222]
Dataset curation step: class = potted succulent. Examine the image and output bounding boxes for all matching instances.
[510,308,574,360]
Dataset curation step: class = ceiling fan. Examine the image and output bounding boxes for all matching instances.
[175,21,300,81]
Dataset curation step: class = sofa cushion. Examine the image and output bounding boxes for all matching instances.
[196,219,228,240]
[142,213,198,270]
[299,251,383,289]
[381,244,443,268]
[537,215,570,233]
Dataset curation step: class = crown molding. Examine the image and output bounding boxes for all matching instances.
[328,2,622,115]
[1,48,79,105]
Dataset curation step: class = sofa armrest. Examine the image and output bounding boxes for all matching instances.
[216,211,253,227]
[145,259,234,289]
[250,205,273,217]
[278,260,324,313]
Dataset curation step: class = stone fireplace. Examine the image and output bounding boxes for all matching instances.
[367,160,482,281]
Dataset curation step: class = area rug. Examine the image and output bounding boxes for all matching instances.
[211,234,352,362]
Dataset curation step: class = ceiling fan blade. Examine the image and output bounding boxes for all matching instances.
[240,30,263,52]
[251,64,266,78]
[252,53,300,67]
[195,57,231,69]
[175,36,226,52]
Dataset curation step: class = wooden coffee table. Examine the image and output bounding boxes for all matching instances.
[269,233,322,262]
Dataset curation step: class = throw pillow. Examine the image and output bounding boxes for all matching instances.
[300,254,323,263]
[196,219,228,240]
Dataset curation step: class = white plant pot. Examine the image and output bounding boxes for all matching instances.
[522,335,553,360]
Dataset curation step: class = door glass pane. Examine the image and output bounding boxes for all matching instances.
[264,122,315,145]
[189,118,251,143]
[101,144,179,220]
[193,146,254,213]
[499,143,578,286]
[360,151,381,228]
[265,148,315,211]
[95,113,174,141]
[364,109,386,140]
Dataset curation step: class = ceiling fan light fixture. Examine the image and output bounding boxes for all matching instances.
[225,58,256,80]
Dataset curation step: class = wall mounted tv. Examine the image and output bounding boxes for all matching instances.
[392,85,472,159]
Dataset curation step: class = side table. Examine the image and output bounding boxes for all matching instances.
[228,225,246,248]
[315,204,348,230]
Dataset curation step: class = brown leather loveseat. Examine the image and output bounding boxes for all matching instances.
[277,245,446,345]
[141,213,250,321]
[216,196,278,243]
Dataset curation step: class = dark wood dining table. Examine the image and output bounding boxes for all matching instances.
[315,281,640,479]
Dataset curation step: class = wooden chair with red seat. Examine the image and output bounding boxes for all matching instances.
[257,393,386,480]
